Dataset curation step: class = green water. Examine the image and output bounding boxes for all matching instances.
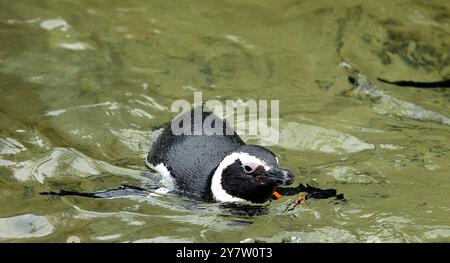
[1,0,450,242]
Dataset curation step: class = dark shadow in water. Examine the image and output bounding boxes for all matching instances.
[378,78,450,88]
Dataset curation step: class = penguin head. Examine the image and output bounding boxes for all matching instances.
[211,145,295,204]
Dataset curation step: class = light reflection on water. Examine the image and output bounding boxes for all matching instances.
[1,0,450,242]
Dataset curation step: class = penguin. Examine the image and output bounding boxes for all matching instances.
[146,106,294,204]
[40,107,343,205]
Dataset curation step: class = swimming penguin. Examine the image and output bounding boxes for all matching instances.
[146,106,294,204]
[40,107,343,205]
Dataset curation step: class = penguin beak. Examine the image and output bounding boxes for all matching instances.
[266,167,295,186]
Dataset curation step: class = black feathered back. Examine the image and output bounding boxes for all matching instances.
[147,107,244,201]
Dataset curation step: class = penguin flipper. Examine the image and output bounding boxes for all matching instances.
[40,184,155,199]
[275,183,344,200]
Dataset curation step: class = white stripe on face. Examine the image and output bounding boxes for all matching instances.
[210,152,268,204]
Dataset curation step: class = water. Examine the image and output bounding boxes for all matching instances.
[1,0,450,242]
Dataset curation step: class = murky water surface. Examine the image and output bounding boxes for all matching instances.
[1,0,450,242]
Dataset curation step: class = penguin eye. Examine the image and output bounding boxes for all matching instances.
[243,165,254,173]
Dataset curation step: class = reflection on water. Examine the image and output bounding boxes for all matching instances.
[0,214,54,239]
[1,0,450,242]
